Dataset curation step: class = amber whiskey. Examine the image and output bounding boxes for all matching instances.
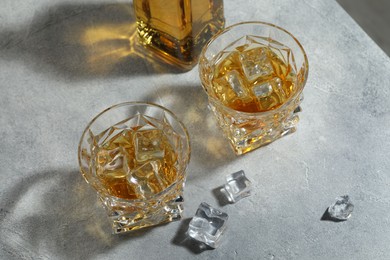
[134,0,225,69]
[95,126,179,200]
[209,39,297,113]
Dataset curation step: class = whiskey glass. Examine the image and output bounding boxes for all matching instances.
[78,102,190,233]
[199,22,309,155]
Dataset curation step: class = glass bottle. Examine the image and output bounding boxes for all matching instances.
[133,0,225,70]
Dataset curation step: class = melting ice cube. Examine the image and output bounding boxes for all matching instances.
[213,70,252,104]
[222,170,252,203]
[240,46,273,82]
[128,160,167,199]
[252,77,283,99]
[96,147,124,174]
[328,195,354,220]
[188,202,228,248]
[252,77,287,111]
[253,81,273,98]
[134,129,165,162]
[226,70,248,98]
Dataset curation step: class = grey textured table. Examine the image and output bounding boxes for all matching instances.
[1,0,390,259]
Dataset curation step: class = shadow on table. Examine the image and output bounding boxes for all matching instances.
[0,2,183,82]
[144,85,238,179]
[0,169,151,259]
[320,208,347,223]
[212,186,231,207]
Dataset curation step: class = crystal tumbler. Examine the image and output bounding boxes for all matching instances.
[199,22,309,154]
[78,102,190,233]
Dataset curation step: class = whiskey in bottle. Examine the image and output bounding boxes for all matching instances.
[133,0,225,70]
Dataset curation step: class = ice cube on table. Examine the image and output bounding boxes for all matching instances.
[328,195,354,220]
[134,129,165,162]
[128,160,167,199]
[188,202,228,248]
[240,46,273,82]
[223,170,252,203]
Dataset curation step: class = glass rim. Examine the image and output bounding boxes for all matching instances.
[77,101,191,203]
[199,21,309,116]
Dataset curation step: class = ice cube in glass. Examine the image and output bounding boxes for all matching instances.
[128,160,168,199]
[134,128,165,162]
[240,46,273,82]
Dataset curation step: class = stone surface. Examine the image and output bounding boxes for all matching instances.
[1,0,390,259]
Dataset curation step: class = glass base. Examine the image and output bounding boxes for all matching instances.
[99,186,185,234]
[110,202,183,234]
[209,98,302,155]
